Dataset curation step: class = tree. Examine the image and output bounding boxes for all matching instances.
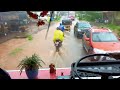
[76,11,102,21]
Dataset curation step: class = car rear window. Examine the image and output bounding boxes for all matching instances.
[62,20,72,25]
[92,32,119,42]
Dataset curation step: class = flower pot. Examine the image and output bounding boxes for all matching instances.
[25,69,38,79]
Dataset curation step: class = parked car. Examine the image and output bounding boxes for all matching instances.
[82,27,120,61]
[74,21,91,39]
[62,19,72,32]
[69,16,75,21]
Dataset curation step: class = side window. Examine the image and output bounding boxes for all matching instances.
[85,30,90,38]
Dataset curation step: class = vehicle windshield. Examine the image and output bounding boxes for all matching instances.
[1,11,120,79]
[92,32,119,42]
[78,22,91,28]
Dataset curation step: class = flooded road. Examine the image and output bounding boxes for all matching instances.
[0,20,89,70]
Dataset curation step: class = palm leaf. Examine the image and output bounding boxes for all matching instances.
[18,54,45,75]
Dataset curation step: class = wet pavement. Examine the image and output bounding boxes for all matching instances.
[0,19,89,70]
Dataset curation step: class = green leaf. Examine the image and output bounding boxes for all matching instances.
[18,54,45,74]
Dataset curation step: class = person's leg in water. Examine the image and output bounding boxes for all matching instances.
[58,41,65,60]
[63,30,65,37]
[52,40,64,61]
[52,40,57,56]
[53,39,61,53]
[60,41,62,47]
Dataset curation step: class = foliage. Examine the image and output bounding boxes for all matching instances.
[9,48,23,56]
[27,34,33,41]
[105,24,120,37]
[54,16,61,22]
[18,54,45,75]
[76,11,102,21]
[97,23,120,37]
[76,11,120,37]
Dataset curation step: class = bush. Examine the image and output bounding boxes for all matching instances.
[100,23,120,37]
[27,34,33,41]
[54,16,61,22]
[9,48,23,56]
[77,11,102,22]
[18,54,45,75]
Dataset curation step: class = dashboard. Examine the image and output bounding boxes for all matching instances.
[70,60,120,79]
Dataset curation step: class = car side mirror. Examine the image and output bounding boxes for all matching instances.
[85,38,90,41]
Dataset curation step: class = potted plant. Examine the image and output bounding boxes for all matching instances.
[18,54,45,79]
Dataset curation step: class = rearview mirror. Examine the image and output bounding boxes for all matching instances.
[85,38,90,41]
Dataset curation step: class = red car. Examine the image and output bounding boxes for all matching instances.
[82,27,120,61]
[69,16,75,21]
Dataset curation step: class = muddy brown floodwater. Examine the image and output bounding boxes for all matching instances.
[0,20,89,70]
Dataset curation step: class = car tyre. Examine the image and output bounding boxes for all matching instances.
[88,48,93,55]
[75,32,79,38]
[82,39,84,49]
[76,34,79,39]
[74,30,75,34]
[79,34,83,39]
[88,47,95,61]
[74,31,76,37]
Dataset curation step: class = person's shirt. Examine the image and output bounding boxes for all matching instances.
[59,25,64,32]
[53,30,64,42]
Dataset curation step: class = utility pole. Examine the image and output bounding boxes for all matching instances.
[68,11,69,17]
[112,12,114,24]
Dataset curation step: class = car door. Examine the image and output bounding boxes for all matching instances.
[83,30,91,52]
